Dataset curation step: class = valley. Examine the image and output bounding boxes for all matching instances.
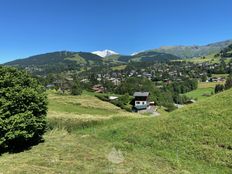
[1,1,232,173]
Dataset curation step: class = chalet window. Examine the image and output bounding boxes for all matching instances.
[136,101,140,104]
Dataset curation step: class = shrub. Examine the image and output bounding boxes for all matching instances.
[215,84,224,94]
[163,103,177,112]
[224,75,232,90]
[71,83,82,95]
[0,66,47,151]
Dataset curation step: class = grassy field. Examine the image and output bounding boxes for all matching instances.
[111,65,127,71]
[212,74,229,78]
[180,54,231,64]
[184,54,220,63]
[185,82,225,101]
[0,90,232,173]
[185,88,214,100]
[47,91,139,129]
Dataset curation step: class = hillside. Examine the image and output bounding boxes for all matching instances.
[104,51,179,63]
[150,39,232,58]
[4,39,232,71]
[183,43,232,64]
[131,51,179,62]
[4,51,103,74]
[103,54,133,63]
[4,50,181,76]
[0,89,231,173]
[5,51,103,66]
[221,43,232,58]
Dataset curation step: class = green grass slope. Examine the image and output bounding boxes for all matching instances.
[131,51,180,62]
[184,82,225,101]
[183,43,232,64]
[0,90,231,173]
[86,89,232,173]
[103,52,180,63]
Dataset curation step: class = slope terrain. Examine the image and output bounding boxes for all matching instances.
[151,40,232,58]
[4,51,103,74]
[0,89,231,173]
[5,51,102,66]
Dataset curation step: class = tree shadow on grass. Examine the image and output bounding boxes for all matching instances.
[0,136,45,155]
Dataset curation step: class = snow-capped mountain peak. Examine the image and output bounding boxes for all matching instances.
[92,50,119,58]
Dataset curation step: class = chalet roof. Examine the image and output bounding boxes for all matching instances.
[133,92,150,97]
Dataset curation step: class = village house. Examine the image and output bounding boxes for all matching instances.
[109,78,121,86]
[133,92,150,111]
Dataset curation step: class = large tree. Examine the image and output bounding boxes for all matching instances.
[0,66,47,152]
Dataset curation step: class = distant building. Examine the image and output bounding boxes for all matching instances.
[133,92,150,110]
[92,84,105,93]
[109,96,118,100]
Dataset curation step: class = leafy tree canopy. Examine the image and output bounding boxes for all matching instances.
[0,66,47,152]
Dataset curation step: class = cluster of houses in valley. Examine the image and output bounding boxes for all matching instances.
[46,61,229,95]
[44,57,232,90]
[44,60,231,114]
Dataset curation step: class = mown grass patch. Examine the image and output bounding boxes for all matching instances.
[111,65,127,71]
[212,74,229,78]
[198,82,225,88]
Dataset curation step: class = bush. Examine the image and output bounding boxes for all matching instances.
[215,84,224,94]
[164,103,177,112]
[224,75,232,90]
[71,83,82,95]
[0,66,47,151]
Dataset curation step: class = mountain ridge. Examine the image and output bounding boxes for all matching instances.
[150,39,232,58]
[4,39,232,74]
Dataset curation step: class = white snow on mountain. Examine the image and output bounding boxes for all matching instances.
[92,50,119,58]
[131,50,144,56]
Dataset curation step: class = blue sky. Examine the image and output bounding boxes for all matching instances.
[0,0,232,63]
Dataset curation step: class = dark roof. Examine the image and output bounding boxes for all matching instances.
[133,92,150,97]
